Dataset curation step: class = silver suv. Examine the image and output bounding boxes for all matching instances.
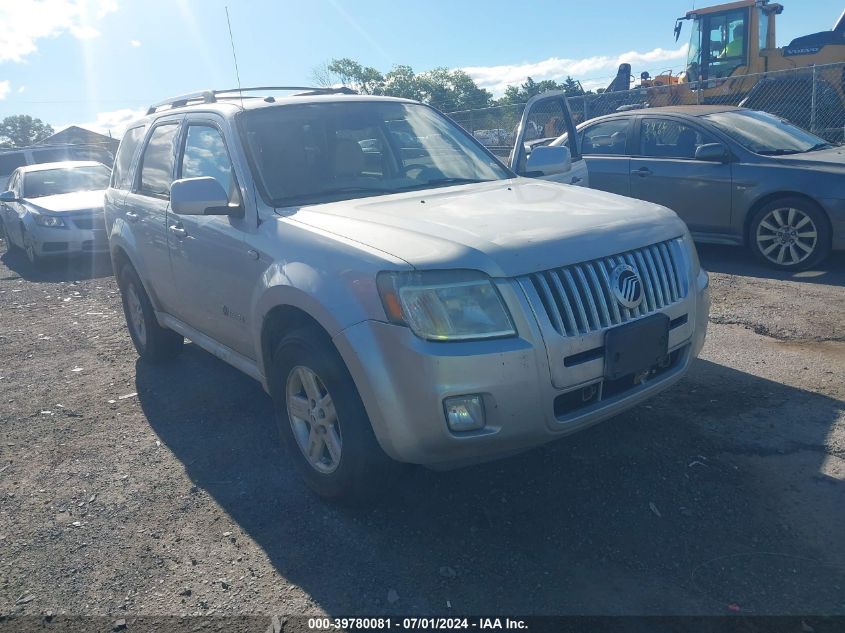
[106,87,710,500]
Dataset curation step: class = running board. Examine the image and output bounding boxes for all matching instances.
[155,312,267,388]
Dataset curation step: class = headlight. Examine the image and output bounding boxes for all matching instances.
[377,270,516,341]
[33,214,65,228]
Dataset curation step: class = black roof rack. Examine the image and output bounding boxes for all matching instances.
[145,86,358,114]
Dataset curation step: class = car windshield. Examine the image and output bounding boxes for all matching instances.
[24,165,112,198]
[702,110,833,155]
[239,101,511,207]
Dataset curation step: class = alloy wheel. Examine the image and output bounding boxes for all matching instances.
[755,207,818,267]
[286,366,342,474]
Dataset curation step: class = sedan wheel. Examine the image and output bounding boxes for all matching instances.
[750,198,830,271]
[755,207,817,267]
[286,365,342,474]
[23,232,38,265]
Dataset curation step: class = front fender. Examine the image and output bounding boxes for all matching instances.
[251,259,387,384]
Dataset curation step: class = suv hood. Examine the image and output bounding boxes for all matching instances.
[285,179,687,277]
[23,190,106,213]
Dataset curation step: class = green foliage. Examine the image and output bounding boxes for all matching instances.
[0,115,54,148]
[319,58,493,111]
[315,58,593,114]
[496,76,585,105]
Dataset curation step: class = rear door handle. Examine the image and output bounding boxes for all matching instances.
[125,211,139,222]
[634,167,652,177]
[168,224,187,238]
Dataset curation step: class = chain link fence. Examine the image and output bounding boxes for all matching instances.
[448,62,845,154]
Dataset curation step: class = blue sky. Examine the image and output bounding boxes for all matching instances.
[0,0,841,136]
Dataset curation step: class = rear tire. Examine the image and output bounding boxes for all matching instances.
[270,326,399,502]
[749,197,830,271]
[118,264,184,362]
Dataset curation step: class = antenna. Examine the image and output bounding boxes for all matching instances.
[225,6,244,108]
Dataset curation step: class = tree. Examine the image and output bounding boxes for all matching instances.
[0,115,54,148]
[313,58,493,111]
[326,58,385,95]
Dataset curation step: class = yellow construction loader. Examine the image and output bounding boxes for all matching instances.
[598,0,845,138]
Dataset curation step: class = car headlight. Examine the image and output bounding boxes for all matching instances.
[33,214,65,228]
[377,270,516,341]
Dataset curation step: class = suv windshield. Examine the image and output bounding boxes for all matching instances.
[703,110,832,155]
[239,101,511,207]
[24,165,112,198]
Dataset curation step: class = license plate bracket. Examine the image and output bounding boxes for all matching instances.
[604,313,670,380]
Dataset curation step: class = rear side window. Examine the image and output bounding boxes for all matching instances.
[138,123,178,198]
[112,126,145,190]
[581,119,629,156]
[0,152,27,178]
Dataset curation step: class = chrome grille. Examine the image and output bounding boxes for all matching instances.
[525,238,688,337]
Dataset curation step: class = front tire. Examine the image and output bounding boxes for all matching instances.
[749,197,830,271]
[22,230,39,265]
[271,326,398,502]
[118,264,184,362]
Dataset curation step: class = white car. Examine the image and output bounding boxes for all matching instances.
[0,161,111,264]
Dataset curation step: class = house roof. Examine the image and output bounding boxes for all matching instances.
[41,126,116,145]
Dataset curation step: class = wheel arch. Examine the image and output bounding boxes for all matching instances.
[260,304,338,399]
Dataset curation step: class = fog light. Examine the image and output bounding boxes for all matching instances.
[444,395,486,432]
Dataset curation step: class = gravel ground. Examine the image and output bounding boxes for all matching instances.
[1,241,843,622]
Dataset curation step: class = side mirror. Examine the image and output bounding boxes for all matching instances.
[524,145,572,177]
[170,177,239,216]
[0,190,18,203]
[694,143,731,163]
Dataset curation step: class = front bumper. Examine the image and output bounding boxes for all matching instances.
[334,267,710,466]
[27,216,109,257]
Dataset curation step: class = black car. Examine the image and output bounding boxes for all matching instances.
[551,106,845,270]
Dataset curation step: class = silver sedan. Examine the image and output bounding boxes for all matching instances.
[0,161,111,265]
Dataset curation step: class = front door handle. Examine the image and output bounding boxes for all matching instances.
[125,211,139,222]
[634,167,652,177]
[168,224,187,239]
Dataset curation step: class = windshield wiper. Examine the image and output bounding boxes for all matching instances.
[398,177,490,191]
[756,148,803,156]
[805,142,833,152]
[278,185,395,206]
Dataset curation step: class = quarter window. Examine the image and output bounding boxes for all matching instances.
[639,119,716,159]
[581,119,629,155]
[111,126,145,190]
[138,123,178,198]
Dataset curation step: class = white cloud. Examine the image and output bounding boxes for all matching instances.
[463,44,689,96]
[62,106,146,137]
[18,85,26,93]
[129,39,141,47]
[0,81,10,100]
[0,0,118,63]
